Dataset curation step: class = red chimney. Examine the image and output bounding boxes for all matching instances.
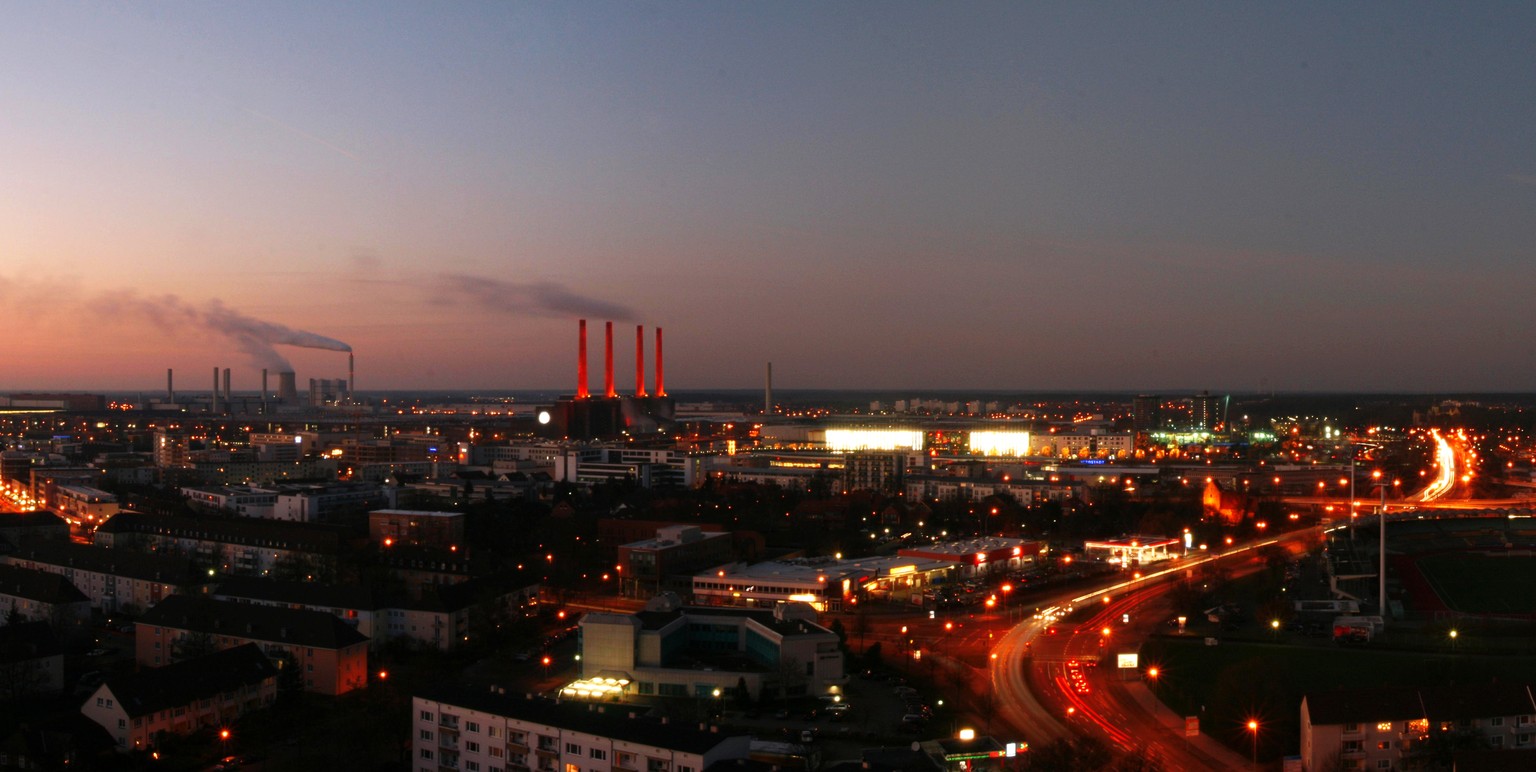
[604,321,616,398]
[635,325,648,397]
[655,326,666,397]
[577,320,590,399]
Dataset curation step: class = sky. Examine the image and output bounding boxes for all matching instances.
[2,2,1534,394]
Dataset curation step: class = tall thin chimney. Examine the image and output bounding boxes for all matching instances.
[635,325,648,397]
[655,327,666,397]
[223,368,231,408]
[765,362,773,415]
[576,320,590,399]
[167,368,174,402]
[348,352,355,398]
[603,322,616,398]
[212,367,220,413]
[261,369,269,415]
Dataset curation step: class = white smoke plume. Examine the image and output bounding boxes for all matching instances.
[97,292,349,371]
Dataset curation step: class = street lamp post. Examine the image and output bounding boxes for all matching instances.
[1247,719,1259,770]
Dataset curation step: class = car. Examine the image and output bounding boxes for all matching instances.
[86,648,109,657]
[901,713,928,725]
[799,729,815,744]
[893,686,918,697]
[824,703,850,714]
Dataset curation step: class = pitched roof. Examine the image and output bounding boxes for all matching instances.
[96,644,277,718]
[213,576,377,611]
[0,564,89,605]
[141,595,369,650]
[1,538,200,585]
[1305,682,1536,725]
[95,513,344,553]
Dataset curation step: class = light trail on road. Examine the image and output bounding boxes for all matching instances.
[1415,428,1459,503]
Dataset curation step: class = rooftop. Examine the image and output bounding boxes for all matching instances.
[98,644,278,719]
[141,595,370,650]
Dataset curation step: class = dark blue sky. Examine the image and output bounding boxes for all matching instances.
[1,3,1533,392]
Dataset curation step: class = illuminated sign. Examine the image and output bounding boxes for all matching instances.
[1116,653,1139,669]
[968,430,1032,457]
[887,565,916,576]
[824,428,924,451]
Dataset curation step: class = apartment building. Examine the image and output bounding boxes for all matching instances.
[412,687,750,772]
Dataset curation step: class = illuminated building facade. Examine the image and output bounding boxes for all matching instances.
[898,537,1042,579]
[578,596,843,701]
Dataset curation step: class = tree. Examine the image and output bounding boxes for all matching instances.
[0,658,49,701]
[776,656,808,699]
[171,630,215,662]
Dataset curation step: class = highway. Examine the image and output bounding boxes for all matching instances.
[984,528,1322,769]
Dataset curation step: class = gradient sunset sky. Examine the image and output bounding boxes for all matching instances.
[3,3,1533,393]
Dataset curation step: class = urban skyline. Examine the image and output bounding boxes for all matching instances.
[3,3,1534,393]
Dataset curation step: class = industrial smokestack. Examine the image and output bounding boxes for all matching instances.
[635,325,648,397]
[167,368,174,402]
[261,369,269,414]
[604,321,616,398]
[212,367,220,413]
[576,320,590,399]
[277,371,298,401]
[765,362,773,415]
[655,327,666,397]
[348,352,355,399]
[223,368,231,408]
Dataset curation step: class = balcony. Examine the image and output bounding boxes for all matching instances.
[439,736,460,750]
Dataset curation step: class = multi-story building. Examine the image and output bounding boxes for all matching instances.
[369,509,466,548]
[190,456,338,485]
[412,687,750,772]
[212,574,540,653]
[1301,683,1536,771]
[271,482,382,521]
[0,510,69,544]
[842,452,918,493]
[579,596,844,701]
[94,513,344,580]
[0,564,90,629]
[181,485,278,517]
[616,525,735,599]
[0,540,204,615]
[554,446,698,489]
[137,595,369,695]
[52,484,119,525]
[80,644,278,752]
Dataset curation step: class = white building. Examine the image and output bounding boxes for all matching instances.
[554,446,699,488]
[579,595,844,702]
[180,485,278,518]
[412,687,750,772]
[1301,683,1536,771]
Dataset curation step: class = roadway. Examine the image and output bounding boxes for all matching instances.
[984,528,1322,769]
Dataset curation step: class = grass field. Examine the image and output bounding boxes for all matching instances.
[1415,553,1536,614]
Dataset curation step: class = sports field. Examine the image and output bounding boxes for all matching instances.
[1415,553,1536,615]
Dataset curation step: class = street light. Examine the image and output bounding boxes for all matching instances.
[1246,719,1259,770]
[1449,628,1458,653]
